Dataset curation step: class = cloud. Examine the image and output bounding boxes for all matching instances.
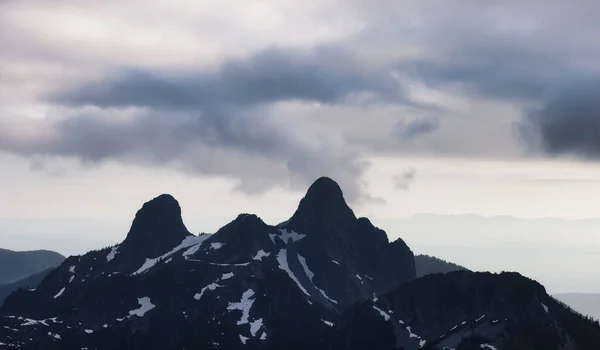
[393,168,416,190]
[52,46,406,110]
[3,45,419,202]
[396,118,439,140]
[4,0,600,204]
[0,106,371,202]
[519,80,600,159]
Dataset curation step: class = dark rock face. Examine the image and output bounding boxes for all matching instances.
[121,194,191,260]
[287,176,357,235]
[331,271,600,350]
[285,177,416,308]
[0,178,598,349]
[0,268,54,305]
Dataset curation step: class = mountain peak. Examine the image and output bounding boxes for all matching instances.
[307,176,344,196]
[121,194,190,257]
[286,177,356,234]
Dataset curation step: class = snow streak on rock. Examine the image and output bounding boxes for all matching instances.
[194,283,223,300]
[298,253,338,304]
[134,235,209,275]
[276,249,310,297]
[372,305,390,321]
[53,288,65,299]
[106,246,118,262]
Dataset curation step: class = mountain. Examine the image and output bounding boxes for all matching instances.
[331,271,600,350]
[1,177,599,349]
[0,248,64,284]
[554,294,600,321]
[415,254,469,277]
[0,268,55,305]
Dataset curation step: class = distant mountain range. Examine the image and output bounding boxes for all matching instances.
[1,177,598,349]
[415,254,469,277]
[554,294,600,322]
[0,248,64,284]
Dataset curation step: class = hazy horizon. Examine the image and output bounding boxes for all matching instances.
[2,210,599,295]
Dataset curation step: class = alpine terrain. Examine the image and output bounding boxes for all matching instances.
[1,177,599,349]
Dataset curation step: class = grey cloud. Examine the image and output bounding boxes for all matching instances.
[6,45,422,202]
[393,168,416,190]
[398,38,586,103]
[396,118,439,140]
[7,0,600,197]
[0,107,370,202]
[519,80,600,159]
[54,46,405,110]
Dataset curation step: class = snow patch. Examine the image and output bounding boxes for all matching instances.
[542,303,549,313]
[84,329,93,334]
[106,246,118,262]
[260,332,267,340]
[221,272,234,280]
[69,276,74,283]
[210,242,223,250]
[134,235,209,274]
[188,259,250,267]
[183,234,211,257]
[419,339,426,348]
[476,315,486,322]
[372,305,391,321]
[128,297,155,317]
[253,249,270,261]
[227,289,256,325]
[239,335,249,344]
[406,326,419,338]
[268,233,277,244]
[276,249,310,296]
[277,228,306,244]
[297,255,315,281]
[194,283,223,300]
[322,319,334,327]
[480,345,497,350]
[317,287,338,304]
[355,274,363,281]
[332,260,340,265]
[297,253,338,304]
[48,332,61,339]
[249,318,263,336]
[21,317,59,327]
[69,266,75,273]
[53,287,65,299]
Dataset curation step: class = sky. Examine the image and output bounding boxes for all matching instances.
[1,1,600,292]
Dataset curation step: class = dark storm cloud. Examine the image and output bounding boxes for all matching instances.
[399,41,579,103]
[0,106,369,201]
[519,80,600,159]
[0,45,430,202]
[54,46,405,110]
[8,0,600,202]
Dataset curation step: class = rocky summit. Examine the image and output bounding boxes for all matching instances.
[1,177,599,350]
